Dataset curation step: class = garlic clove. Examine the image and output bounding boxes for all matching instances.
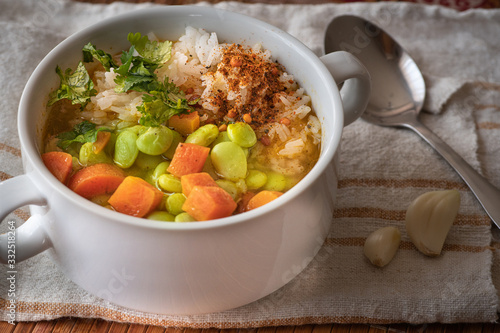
[405,189,460,257]
[363,226,401,267]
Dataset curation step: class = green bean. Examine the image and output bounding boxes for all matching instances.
[245,169,268,190]
[114,130,139,168]
[175,212,197,222]
[185,124,219,147]
[215,179,240,201]
[166,193,186,216]
[79,142,112,166]
[227,122,257,148]
[263,171,287,192]
[147,211,176,222]
[158,174,182,193]
[136,126,173,156]
[135,152,165,171]
[162,130,183,160]
[211,142,247,181]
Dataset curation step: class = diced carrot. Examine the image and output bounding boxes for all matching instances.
[246,190,283,211]
[168,112,200,136]
[167,143,210,178]
[68,163,126,199]
[41,151,74,184]
[236,191,255,214]
[182,186,237,221]
[181,172,218,197]
[108,176,164,218]
[93,131,111,154]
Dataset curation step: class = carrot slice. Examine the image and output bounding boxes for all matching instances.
[181,172,218,197]
[168,112,200,136]
[246,190,283,211]
[182,186,237,221]
[93,131,111,154]
[68,163,126,199]
[41,151,74,184]
[108,176,164,218]
[167,143,210,178]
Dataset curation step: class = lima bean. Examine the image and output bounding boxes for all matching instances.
[79,142,112,166]
[158,174,182,193]
[166,193,186,216]
[175,212,197,222]
[263,171,287,192]
[227,122,257,148]
[185,124,219,147]
[147,211,176,222]
[134,152,165,170]
[114,130,139,168]
[136,126,173,155]
[215,179,240,201]
[245,169,268,190]
[211,131,230,147]
[152,161,171,183]
[211,142,247,181]
[162,130,183,160]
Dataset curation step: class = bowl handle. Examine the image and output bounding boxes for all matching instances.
[0,174,51,264]
[320,51,371,126]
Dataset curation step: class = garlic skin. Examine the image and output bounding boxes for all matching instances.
[405,190,460,257]
[363,226,401,267]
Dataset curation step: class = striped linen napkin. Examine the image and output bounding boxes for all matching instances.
[1,0,500,326]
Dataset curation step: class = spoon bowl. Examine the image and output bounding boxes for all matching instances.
[325,15,500,228]
[326,15,425,126]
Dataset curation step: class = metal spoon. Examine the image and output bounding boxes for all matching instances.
[324,15,500,228]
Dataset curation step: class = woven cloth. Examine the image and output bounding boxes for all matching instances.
[1,0,500,327]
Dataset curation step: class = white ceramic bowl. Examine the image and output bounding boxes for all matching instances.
[0,6,370,314]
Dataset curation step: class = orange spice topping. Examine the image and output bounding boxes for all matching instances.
[204,44,287,131]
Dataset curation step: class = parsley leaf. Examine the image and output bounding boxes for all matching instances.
[82,43,118,71]
[48,62,96,109]
[56,120,110,149]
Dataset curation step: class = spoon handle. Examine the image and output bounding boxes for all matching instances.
[404,119,500,228]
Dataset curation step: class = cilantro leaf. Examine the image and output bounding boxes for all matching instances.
[113,45,159,93]
[82,43,118,71]
[56,120,110,149]
[137,78,197,127]
[48,62,96,109]
[127,32,172,64]
[113,34,172,94]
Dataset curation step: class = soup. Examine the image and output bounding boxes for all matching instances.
[42,27,321,222]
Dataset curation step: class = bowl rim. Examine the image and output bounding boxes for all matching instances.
[18,5,343,231]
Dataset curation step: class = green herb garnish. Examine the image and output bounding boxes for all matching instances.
[51,32,193,127]
[56,120,110,149]
[82,43,118,71]
[137,79,198,127]
[48,62,96,109]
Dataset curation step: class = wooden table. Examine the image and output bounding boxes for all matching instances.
[2,319,500,333]
[2,0,499,331]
